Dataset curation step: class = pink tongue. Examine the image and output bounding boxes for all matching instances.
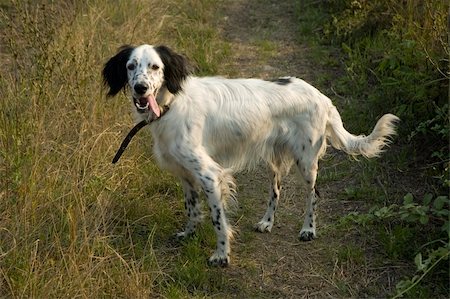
[147,95,160,118]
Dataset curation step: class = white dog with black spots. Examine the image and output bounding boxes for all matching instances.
[103,44,399,267]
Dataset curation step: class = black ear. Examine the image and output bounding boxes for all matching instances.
[102,45,134,97]
[154,45,191,94]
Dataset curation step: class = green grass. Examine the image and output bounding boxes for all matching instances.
[253,39,278,63]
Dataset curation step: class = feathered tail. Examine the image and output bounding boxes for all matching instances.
[327,106,399,158]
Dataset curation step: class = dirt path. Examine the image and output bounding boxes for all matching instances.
[212,0,360,297]
[217,0,316,80]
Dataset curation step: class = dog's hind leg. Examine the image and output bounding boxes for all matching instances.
[296,157,319,241]
[293,136,325,241]
[299,187,318,241]
[255,165,281,233]
[176,178,203,239]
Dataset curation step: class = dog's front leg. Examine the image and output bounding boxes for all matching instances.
[176,178,202,239]
[201,173,232,267]
[176,148,233,266]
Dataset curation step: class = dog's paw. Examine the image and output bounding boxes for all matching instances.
[175,231,194,241]
[207,251,230,267]
[254,220,273,233]
[299,229,316,241]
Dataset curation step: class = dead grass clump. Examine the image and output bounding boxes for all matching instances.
[0,0,177,297]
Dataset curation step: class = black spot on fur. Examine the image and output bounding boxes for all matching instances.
[102,45,135,97]
[190,190,198,200]
[204,176,214,182]
[234,127,243,137]
[186,180,194,188]
[154,45,191,94]
[315,188,321,198]
[216,209,221,223]
[270,77,292,85]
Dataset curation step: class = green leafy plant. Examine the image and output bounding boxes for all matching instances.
[394,245,450,298]
[310,0,449,167]
[340,193,449,297]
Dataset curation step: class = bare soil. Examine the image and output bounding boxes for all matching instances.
[217,0,317,80]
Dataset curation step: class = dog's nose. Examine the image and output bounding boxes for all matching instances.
[134,83,148,95]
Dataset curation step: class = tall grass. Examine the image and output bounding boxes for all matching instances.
[0,0,228,297]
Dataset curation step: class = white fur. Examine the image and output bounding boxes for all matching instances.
[104,44,399,266]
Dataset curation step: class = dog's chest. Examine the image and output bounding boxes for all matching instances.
[148,119,194,174]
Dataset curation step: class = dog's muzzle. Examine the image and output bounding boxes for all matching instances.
[134,97,149,112]
[133,95,161,120]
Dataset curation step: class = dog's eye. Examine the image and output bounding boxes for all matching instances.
[151,64,160,70]
[127,63,136,71]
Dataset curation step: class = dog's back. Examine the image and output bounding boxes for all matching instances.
[162,76,332,171]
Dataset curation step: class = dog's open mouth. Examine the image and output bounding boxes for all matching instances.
[134,95,161,119]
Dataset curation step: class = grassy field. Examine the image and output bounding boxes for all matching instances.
[1,0,448,298]
[0,0,229,297]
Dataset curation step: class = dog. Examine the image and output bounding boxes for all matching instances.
[102,44,399,266]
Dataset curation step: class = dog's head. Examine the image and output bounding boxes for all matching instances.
[102,44,190,119]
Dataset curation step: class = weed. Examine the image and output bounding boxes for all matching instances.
[339,193,449,296]
[336,244,365,266]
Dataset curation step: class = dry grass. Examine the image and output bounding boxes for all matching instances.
[0,0,228,297]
